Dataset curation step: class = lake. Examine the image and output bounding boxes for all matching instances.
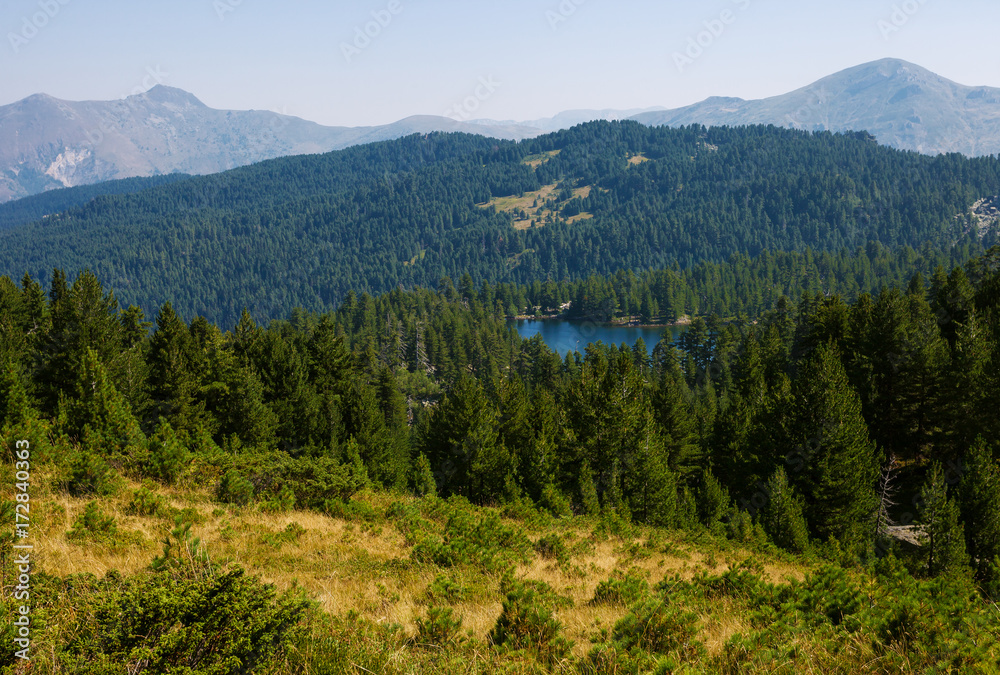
[510,319,686,356]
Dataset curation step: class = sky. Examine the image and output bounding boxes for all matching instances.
[2,0,999,128]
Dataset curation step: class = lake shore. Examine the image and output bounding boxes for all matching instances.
[508,314,693,329]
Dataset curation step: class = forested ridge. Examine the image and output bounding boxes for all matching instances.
[2,122,1000,672]
[0,173,192,232]
[2,243,1000,670]
[1,122,998,326]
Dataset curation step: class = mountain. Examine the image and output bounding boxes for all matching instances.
[632,59,1000,157]
[1,121,997,326]
[0,86,541,203]
[470,107,667,132]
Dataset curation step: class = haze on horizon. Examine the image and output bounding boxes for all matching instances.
[2,0,999,128]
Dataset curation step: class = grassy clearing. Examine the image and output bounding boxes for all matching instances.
[18,469,806,660]
[480,183,595,230]
[522,149,562,168]
[5,466,998,673]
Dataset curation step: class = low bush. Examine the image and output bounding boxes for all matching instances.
[488,579,573,667]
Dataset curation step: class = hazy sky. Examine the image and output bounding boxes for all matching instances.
[2,0,998,127]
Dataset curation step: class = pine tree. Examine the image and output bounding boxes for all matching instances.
[788,342,880,549]
[759,467,810,553]
[919,462,969,578]
[421,375,510,504]
[147,303,205,434]
[37,269,125,412]
[62,348,146,459]
[959,437,1000,582]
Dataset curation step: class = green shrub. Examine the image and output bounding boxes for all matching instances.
[611,597,702,658]
[126,486,167,516]
[261,522,306,548]
[67,501,117,543]
[66,567,310,672]
[324,498,379,523]
[217,468,255,506]
[424,574,467,604]
[148,420,190,484]
[688,558,767,601]
[415,606,465,648]
[592,569,650,606]
[488,579,572,666]
[261,485,297,513]
[67,451,115,497]
[411,499,532,573]
[533,533,569,564]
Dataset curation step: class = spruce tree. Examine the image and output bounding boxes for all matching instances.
[959,437,1000,582]
[788,342,880,549]
[147,302,204,434]
[759,467,810,553]
[919,462,969,578]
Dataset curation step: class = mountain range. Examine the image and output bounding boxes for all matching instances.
[632,59,1000,158]
[2,58,998,204]
[0,86,541,203]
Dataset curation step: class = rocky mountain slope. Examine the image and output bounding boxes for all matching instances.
[0,86,540,202]
[632,59,1000,157]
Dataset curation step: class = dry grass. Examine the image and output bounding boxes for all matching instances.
[15,477,815,659]
[522,149,561,167]
[628,154,650,165]
[479,183,595,230]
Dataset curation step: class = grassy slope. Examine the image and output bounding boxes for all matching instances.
[22,468,805,663]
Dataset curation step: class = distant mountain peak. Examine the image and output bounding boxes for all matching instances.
[135,85,206,108]
[632,58,1000,157]
[0,89,542,203]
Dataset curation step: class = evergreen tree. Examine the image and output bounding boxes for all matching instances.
[422,375,511,504]
[919,462,969,578]
[759,467,810,553]
[61,348,145,459]
[788,342,880,549]
[959,437,1000,582]
[147,303,205,434]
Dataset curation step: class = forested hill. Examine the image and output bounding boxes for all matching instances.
[0,173,192,231]
[1,121,998,326]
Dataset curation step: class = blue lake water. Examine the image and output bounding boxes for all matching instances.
[511,319,686,356]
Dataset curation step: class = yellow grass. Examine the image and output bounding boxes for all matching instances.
[479,182,596,230]
[16,475,814,657]
[522,149,561,167]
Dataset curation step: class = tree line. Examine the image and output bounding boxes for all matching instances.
[0,122,997,326]
[2,246,999,588]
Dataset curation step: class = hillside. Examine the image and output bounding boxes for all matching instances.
[1,245,999,672]
[0,122,998,326]
[0,173,192,231]
[0,86,540,203]
[633,59,1000,156]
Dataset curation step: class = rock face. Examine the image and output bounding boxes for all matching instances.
[0,86,541,203]
[632,59,1000,158]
